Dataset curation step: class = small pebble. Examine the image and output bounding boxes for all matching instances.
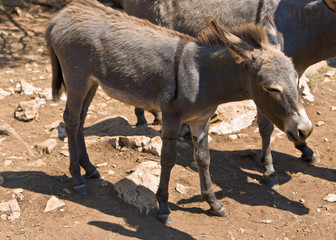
[316,121,325,126]
[331,106,336,111]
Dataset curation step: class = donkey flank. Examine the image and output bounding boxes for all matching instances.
[46,0,312,224]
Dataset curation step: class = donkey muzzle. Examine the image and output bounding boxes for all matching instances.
[285,108,312,143]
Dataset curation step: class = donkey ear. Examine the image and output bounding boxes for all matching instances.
[260,14,280,49]
[210,19,255,64]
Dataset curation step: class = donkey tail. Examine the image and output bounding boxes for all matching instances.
[47,41,64,100]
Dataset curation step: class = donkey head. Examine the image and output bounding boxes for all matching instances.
[211,16,312,143]
[324,0,336,11]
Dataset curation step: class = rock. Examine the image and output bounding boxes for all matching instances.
[0,202,10,212]
[114,161,161,214]
[0,88,11,100]
[12,188,24,201]
[331,106,336,111]
[119,136,151,149]
[96,162,108,168]
[298,75,314,102]
[261,220,272,224]
[228,134,239,141]
[44,196,65,213]
[38,88,52,100]
[0,119,34,156]
[8,199,20,212]
[316,121,325,126]
[144,136,162,156]
[19,80,41,95]
[14,100,39,121]
[8,211,20,221]
[323,194,336,202]
[0,175,4,185]
[325,70,335,77]
[175,183,189,194]
[210,100,257,135]
[108,170,115,175]
[60,150,69,157]
[34,139,57,154]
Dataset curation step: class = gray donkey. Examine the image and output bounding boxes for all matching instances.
[46,0,312,224]
[114,0,333,169]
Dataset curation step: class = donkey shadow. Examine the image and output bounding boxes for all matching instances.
[0,170,196,240]
[84,116,160,138]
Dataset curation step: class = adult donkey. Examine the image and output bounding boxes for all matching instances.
[46,0,312,224]
[114,0,334,171]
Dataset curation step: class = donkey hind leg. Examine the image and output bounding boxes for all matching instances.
[63,81,98,196]
[189,118,228,217]
[257,110,279,189]
[77,82,100,179]
[295,141,320,164]
[156,114,181,225]
[135,108,148,126]
[135,108,162,126]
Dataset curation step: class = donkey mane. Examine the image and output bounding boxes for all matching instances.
[196,22,268,49]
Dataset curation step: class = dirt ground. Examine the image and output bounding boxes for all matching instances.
[1,3,336,240]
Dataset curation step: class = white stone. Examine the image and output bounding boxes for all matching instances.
[0,88,11,100]
[316,121,325,126]
[108,170,115,175]
[0,202,10,212]
[44,196,65,213]
[144,136,162,157]
[119,136,151,149]
[12,188,24,201]
[8,199,20,212]
[8,211,20,221]
[325,70,335,77]
[20,80,40,95]
[34,139,57,154]
[14,100,39,121]
[175,183,189,194]
[324,194,336,203]
[96,162,108,168]
[228,134,239,141]
[114,161,161,214]
[210,100,257,135]
[298,75,315,102]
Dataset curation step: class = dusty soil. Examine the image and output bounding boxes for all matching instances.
[1,3,336,240]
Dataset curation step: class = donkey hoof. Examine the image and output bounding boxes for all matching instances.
[73,184,87,196]
[135,121,148,127]
[158,214,172,225]
[210,206,228,217]
[152,119,161,125]
[263,172,279,189]
[86,169,101,179]
[301,151,320,164]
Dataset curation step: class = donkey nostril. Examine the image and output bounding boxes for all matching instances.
[298,129,305,139]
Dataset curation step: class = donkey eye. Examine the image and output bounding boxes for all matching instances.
[262,84,283,94]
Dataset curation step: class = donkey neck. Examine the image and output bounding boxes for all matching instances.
[178,44,252,107]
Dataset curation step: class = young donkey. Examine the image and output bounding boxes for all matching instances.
[46,0,312,224]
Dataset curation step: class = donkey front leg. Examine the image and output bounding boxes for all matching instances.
[189,118,228,217]
[257,110,279,189]
[156,114,181,225]
[295,141,320,163]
